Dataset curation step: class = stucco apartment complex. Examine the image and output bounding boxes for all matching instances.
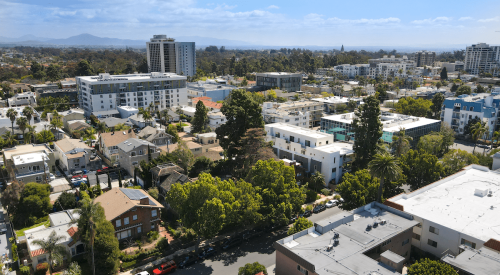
[76,72,188,117]
[274,202,418,275]
[146,35,196,77]
[264,101,323,127]
[94,188,163,241]
[441,93,500,136]
[117,138,160,176]
[387,165,500,258]
[464,43,500,76]
[413,50,436,67]
[98,130,136,165]
[262,102,310,128]
[321,112,441,144]
[54,138,94,173]
[266,123,354,185]
[256,72,302,92]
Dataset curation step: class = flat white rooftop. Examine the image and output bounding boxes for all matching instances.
[13,152,49,165]
[314,142,354,155]
[78,72,186,83]
[311,96,350,104]
[390,165,500,242]
[322,112,440,132]
[266,123,331,139]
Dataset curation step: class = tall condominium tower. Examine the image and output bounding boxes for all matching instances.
[464,43,500,76]
[146,35,196,77]
[413,50,436,67]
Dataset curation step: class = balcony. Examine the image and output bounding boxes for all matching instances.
[120,93,127,98]
[138,97,144,101]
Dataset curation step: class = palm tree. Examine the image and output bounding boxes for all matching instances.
[2,131,18,147]
[22,106,34,126]
[309,171,326,191]
[391,129,413,157]
[368,152,402,203]
[24,125,35,144]
[84,128,97,147]
[163,109,172,126]
[142,111,153,127]
[31,231,69,275]
[16,116,28,141]
[6,108,17,134]
[471,122,488,153]
[95,122,108,134]
[72,199,104,275]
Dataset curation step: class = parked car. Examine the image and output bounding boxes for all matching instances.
[153,261,177,274]
[97,167,109,173]
[47,173,56,182]
[72,170,84,176]
[242,229,263,241]
[326,200,338,208]
[289,216,298,224]
[198,247,216,260]
[178,256,197,269]
[313,205,326,213]
[135,272,150,275]
[71,175,88,180]
[222,237,243,250]
[300,210,312,218]
[55,171,62,177]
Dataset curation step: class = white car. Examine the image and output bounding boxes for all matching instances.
[48,173,56,181]
[135,272,150,275]
[326,200,338,208]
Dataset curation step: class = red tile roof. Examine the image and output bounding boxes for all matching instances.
[30,248,46,257]
[67,226,78,238]
[484,238,500,252]
[192,97,222,110]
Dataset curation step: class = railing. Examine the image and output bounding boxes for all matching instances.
[16,170,45,178]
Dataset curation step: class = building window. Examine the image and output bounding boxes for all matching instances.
[290,136,295,142]
[427,239,438,248]
[109,95,112,98]
[131,152,136,156]
[151,222,155,229]
[133,214,138,220]
[413,233,421,241]
[332,168,337,173]
[100,95,103,98]
[469,107,474,111]
[297,265,308,275]
[137,226,142,233]
[429,226,439,235]
[116,219,121,227]
[124,217,129,225]
[461,238,476,248]
[152,209,157,217]
[382,239,392,246]
[402,239,409,246]
[305,140,310,147]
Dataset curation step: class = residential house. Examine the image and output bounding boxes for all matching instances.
[0,107,39,128]
[150,163,194,205]
[66,121,91,135]
[9,83,30,93]
[116,138,160,176]
[207,111,227,129]
[137,126,172,146]
[191,96,223,111]
[0,126,27,145]
[8,92,36,107]
[98,130,136,164]
[94,188,163,241]
[3,144,56,183]
[54,138,99,173]
[128,113,156,129]
[262,102,310,127]
[26,210,84,269]
[99,117,133,131]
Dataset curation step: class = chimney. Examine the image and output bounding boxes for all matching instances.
[140,197,149,205]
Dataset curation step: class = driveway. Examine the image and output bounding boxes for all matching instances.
[50,177,71,193]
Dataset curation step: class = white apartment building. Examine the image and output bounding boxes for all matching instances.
[187,80,237,102]
[262,102,310,128]
[256,72,302,92]
[76,72,188,117]
[413,50,436,67]
[333,64,369,79]
[265,123,354,185]
[0,107,37,128]
[388,165,500,258]
[146,35,196,77]
[208,111,227,129]
[441,93,500,136]
[8,92,36,107]
[464,43,500,76]
[265,100,324,127]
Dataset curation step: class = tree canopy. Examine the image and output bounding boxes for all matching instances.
[238,262,268,275]
[400,150,445,191]
[191,100,209,133]
[407,259,457,275]
[395,97,432,117]
[288,217,313,235]
[14,182,52,227]
[336,169,380,210]
[352,96,382,170]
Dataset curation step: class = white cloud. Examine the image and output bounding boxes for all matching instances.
[304,14,400,26]
[267,5,279,9]
[459,16,473,21]
[411,17,452,24]
[478,16,500,22]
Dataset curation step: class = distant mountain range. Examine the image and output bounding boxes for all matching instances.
[0,33,253,47]
[0,33,467,52]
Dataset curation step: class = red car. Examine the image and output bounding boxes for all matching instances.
[153,261,177,274]
[96,167,109,173]
[71,175,88,179]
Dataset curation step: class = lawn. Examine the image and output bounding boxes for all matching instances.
[15,220,50,237]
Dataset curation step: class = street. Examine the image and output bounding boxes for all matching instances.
[453,140,492,154]
[170,206,344,275]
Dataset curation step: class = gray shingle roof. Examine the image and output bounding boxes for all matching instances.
[117,138,155,152]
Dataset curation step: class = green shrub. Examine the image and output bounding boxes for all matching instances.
[181,228,197,242]
[147,231,159,242]
[11,243,18,262]
[333,194,341,200]
[305,189,317,203]
[156,237,169,251]
[121,260,137,270]
[19,266,30,275]
[305,205,313,211]
[321,188,331,196]
[316,195,321,200]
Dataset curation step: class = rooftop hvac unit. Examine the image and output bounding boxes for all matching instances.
[327,244,334,251]
[333,232,339,239]
[334,239,339,246]
[366,224,372,231]
[380,220,386,225]
[373,222,378,228]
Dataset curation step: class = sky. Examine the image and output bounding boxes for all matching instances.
[1,0,500,47]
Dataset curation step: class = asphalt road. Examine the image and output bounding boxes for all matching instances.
[170,206,344,275]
